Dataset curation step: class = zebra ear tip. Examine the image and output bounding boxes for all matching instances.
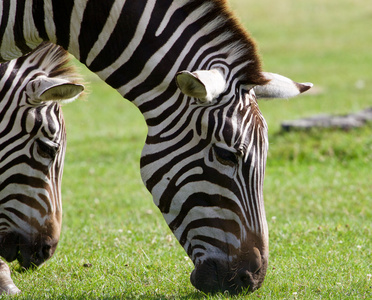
[254,72,313,99]
[298,82,313,93]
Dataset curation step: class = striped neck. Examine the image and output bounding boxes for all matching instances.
[1,0,266,109]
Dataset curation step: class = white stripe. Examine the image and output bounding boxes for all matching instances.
[117,3,217,97]
[131,32,233,117]
[182,226,240,251]
[0,180,51,215]
[68,0,89,60]
[44,0,57,43]
[0,60,17,90]
[24,1,43,50]
[0,1,2,24]
[86,0,127,66]
[96,1,156,80]
[155,1,184,37]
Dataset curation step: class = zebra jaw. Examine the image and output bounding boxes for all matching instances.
[175,69,226,104]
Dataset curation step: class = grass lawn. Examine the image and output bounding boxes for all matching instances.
[5,0,371,299]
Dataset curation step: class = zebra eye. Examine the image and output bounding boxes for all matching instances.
[213,145,239,166]
[36,138,60,159]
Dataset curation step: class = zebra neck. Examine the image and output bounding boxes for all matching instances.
[1,0,264,116]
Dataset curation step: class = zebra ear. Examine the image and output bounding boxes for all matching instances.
[39,82,84,103]
[27,77,84,103]
[176,69,226,103]
[253,72,313,99]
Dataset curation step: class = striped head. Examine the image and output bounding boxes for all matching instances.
[141,69,311,294]
[138,1,312,294]
[0,43,84,268]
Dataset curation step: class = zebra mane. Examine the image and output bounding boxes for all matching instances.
[187,0,269,86]
[24,42,84,89]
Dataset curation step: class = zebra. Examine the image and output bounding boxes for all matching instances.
[0,42,84,295]
[0,0,312,294]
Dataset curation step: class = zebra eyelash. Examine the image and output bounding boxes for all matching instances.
[36,138,60,159]
[213,144,239,166]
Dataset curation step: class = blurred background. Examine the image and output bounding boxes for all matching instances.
[230,0,371,127]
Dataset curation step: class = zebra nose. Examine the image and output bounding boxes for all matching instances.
[190,255,267,294]
[32,242,56,265]
[234,269,255,290]
[41,243,53,259]
[18,236,59,269]
[0,232,59,268]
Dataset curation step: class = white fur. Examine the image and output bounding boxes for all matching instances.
[254,72,313,99]
[176,69,226,103]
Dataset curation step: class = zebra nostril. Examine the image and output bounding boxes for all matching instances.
[25,241,57,268]
[42,244,52,259]
[237,269,252,287]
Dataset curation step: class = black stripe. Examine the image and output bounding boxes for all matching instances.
[88,0,147,72]
[179,218,240,248]
[188,235,237,257]
[141,129,194,167]
[32,0,48,41]
[14,0,32,54]
[169,193,245,232]
[44,104,58,135]
[187,244,206,259]
[0,174,48,193]
[145,96,196,136]
[5,207,44,231]
[123,4,195,100]
[0,214,19,229]
[105,1,187,90]
[0,153,49,178]
[158,159,241,214]
[0,194,48,217]
[121,8,236,101]
[107,5,194,93]
[78,0,115,64]
[52,0,75,50]
[0,81,25,128]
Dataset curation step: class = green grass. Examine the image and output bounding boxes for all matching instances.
[4,0,372,298]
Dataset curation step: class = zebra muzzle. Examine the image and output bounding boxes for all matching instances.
[0,232,58,269]
[17,235,59,269]
[190,249,267,294]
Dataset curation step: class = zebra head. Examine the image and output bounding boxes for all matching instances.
[0,43,84,269]
[141,69,311,294]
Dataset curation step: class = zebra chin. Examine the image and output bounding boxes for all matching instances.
[190,250,268,295]
[0,232,59,269]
